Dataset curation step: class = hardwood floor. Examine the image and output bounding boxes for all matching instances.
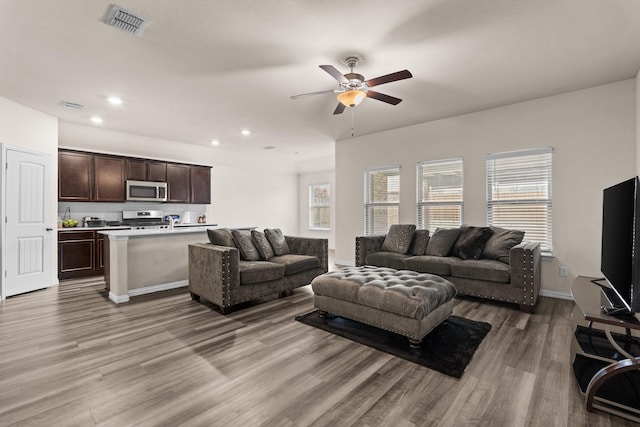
[0,277,636,426]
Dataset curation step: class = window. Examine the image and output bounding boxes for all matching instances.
[309,183,330,230]
[486,147,553,253]
[417,158,463,230]
[364,166,400,235]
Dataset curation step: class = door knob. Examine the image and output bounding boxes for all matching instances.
[46,228,53,231]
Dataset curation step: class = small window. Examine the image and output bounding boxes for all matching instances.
[364,166,400,235]
[417,158,463,230]
[309,183,330,230]
[486,147,553,254]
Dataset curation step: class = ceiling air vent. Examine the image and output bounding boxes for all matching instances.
[60,101,84,110]
[104,5,150,35]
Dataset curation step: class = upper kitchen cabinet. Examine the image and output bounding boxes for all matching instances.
[59,150,93,201]
[147,161,167,182]
[126,159,167,182]
[166,163,191,203]
[190,165,211,204]
[126,159,147,181]
[94,155,126,202]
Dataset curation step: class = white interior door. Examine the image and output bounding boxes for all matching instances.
[4,148,53,297]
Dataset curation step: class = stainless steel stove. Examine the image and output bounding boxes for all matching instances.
[122,210,169,230]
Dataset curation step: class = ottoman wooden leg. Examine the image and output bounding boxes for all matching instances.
[318,310,328,319]
[408,338,422,350]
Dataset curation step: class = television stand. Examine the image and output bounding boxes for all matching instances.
[571,276,640,423]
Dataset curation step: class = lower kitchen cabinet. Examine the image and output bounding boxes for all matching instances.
[58,230,104,279]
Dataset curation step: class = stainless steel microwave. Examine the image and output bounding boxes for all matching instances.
[126,180,167,202]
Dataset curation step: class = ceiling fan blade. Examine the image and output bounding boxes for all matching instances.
[290,89,335,99]
[366,70,413,87]
[320,65,349,84]
[333,103,346,115]
[366,90,402,105]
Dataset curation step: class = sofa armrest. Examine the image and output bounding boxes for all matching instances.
[509,240,541,307]
[285,236,329,273]
[355,235,386,266]
[188,243,240,308]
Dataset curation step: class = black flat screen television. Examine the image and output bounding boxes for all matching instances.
[600,176,640,315]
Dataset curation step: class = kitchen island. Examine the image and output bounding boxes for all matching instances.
[99,226,254,303]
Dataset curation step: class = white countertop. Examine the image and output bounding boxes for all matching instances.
[59,226,131,231]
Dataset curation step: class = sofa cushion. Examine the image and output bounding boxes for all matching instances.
[451,226,494,260]
[425,228,461,256]
[251,230,275,260]
[409,229,430,256]
[365,251,411,270]
[450,259,510,283]
[232,229,261,261]
[404,255,463,276]
[238,261,285,285]
[380,224,416,254]
[482,227,525,264]
[264,228,290,256]
[269,254,320,275]
[207,228,235,248]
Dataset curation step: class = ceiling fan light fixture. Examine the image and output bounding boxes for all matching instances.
[337,90,366,107]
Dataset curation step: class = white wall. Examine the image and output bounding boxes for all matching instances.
[0,96,59,288]
[297,170,335,249]
[335,80,636,296]
[59,123,299,233]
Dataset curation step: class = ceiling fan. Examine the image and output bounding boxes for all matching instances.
[291,56,413,115]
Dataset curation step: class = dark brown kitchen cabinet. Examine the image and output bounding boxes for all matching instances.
[58,230,96,279]
[58,230,106,279]
[166,163,191,202]
[58,149,210,204]
[126,159,167,182]
[147,161,167,182]
[94,155,126,202]
[59,151,93,201]
[126,159,147,181]
[190,165,211,204]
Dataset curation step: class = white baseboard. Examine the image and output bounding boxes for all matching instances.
[109,292,130,304]
[539,289,574,300]
[127,280,188,297]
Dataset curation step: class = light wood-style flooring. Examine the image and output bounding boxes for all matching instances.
[0,277,636,426]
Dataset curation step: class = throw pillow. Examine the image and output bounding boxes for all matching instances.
[231,229,261,261]
[482,227,525,264]
[264,228,290,256]
[409,229,430,255]
[380,224,417,254]
[207,228,236,248]
[425,228,462,257]
[252,230,275,260]
[451,226,494,260]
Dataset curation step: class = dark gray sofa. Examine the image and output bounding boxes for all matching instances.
[355,225,541,313]
[189,230,328,314]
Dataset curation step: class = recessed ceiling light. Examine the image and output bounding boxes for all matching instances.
[107,96,123,105]
[263,146,275,150]
[241,129,251,136]
[90,116,104,124]
[211,140,220,146]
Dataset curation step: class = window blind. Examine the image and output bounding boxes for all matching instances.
[486,147,553,253]
[417,158,463,231]
[308,183,330,230]
[364,166,400,235]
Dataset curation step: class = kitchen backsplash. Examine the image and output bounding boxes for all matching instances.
[58,202,208,224]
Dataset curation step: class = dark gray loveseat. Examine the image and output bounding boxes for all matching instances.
[356,225,541,313]
[189,228,328,314]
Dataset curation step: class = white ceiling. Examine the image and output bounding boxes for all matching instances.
[2,0,640,165]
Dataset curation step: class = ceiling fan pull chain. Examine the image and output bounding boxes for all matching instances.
[351,107,355,137]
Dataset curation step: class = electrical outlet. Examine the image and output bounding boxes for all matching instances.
[559,266,569,277]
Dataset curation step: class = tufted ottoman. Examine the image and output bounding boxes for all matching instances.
[311,266,457,349]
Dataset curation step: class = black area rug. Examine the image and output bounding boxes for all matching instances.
[295,310,491,378]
